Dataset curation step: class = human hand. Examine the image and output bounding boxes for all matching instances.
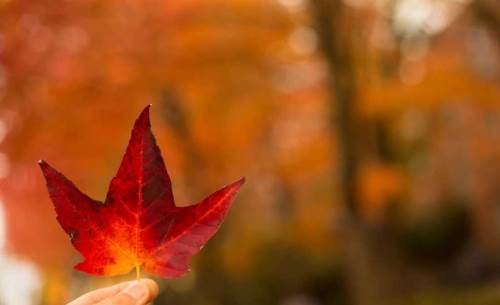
[68,279,159,305]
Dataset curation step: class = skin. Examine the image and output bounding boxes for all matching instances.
[68,279,159,305]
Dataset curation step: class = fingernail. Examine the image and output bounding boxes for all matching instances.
[123,282,147,300]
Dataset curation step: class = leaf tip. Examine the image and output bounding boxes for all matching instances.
[38,160,59,178]
[38,159,48,169]
[228,177,246,192]
[38,160,54,178]
[135,105,152,128]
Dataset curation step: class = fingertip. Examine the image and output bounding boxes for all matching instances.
[139,279,159,299]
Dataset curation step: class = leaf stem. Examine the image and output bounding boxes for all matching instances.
[135,263,141,280]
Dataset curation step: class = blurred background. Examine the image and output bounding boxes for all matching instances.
[0,0,499,304]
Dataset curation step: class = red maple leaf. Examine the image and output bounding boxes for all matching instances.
[39,105,244,279]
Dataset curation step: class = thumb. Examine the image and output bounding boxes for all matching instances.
[97,280,157,305]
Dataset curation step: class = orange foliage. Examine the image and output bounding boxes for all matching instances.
[358,162,407,224]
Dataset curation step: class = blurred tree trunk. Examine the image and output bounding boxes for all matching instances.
[471,0,500,42]
[159,89,208,198]
[308,1,388,305]
[467,0,500,265]
[308,0,358,215]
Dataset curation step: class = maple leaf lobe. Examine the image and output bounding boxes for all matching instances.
[39,106,244,279]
